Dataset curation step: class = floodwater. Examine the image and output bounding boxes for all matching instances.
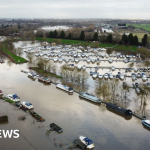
[40,26,72,31]
[0,43,150,150]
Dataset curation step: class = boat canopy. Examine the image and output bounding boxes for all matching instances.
[13,94,18,99]
[83,137,93,145]
[25,103,32,106]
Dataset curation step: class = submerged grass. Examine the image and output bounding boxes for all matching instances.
[3,46,27,63]
[30,67,63,79]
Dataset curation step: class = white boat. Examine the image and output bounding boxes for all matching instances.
[79,92,101,103]
[40,53,44,56]
[142,75,147,81]
[53,58,58,62]
[58,57,62,62]
[111,66,115,71]
[77,54,81,57]
[35,53,40,57]
[134,68,138,72]
[109,73,113,79]
[119,74,124,80]
[65,58,69,62]
[82,65,86,70]
[75,58,79,62]
[106,54,109,58]
[91,58,95,63]
[87,58,90,63]
[53,50,60,53]
[28,72,37,79]
[124,59,128,63]
[109,59,113,63]
[104,73,108,79]
[79,135,94,149]
[43,56,49,60]
[92,72,97,78]
[7,94,20,102]
[77,65,82,69]
[142,120,150,128]
[21,102,34,109]
[56,84,73,94]
[98,74,103,79]
[47,53,51,57]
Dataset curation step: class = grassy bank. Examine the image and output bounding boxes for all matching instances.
[3,46,27,63]
[36,37,137,51]
[30,67,63,79]
[127,24,150,32]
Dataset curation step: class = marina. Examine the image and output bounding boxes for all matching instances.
[0,41,150,150]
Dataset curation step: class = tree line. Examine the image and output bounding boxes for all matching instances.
[46,29,99,41]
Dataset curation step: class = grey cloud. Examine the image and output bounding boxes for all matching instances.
[0,0,149,18]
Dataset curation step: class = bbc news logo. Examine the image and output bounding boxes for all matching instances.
[0,130,19,138]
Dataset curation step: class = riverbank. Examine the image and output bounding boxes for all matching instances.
[29,67,63,79]
[2,46,27,64]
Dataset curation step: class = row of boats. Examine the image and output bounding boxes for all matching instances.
[34,51,137,59]
[90,71,149,81]
[38,55,137,64]
[6,94,34,109]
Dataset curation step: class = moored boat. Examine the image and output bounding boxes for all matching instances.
[79,92,101,104]
[7,94,20,102]
[106,103,132,117]
[142,120,150,128]
[38,76,52,84]
[56,84,73,94]
[0,116,8,122]
[79,135,94,149]
[21,102,34,109]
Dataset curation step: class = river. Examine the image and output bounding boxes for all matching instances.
[0,42,150,150]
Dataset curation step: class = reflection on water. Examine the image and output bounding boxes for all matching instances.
[0,49,150,150]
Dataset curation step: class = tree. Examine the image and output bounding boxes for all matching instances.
[107,34,112,43]
[93,32,98,41]
[80,30,85,40]
[53,30,58,38]
[60,30,65,38]
[147,36,150,45]
[68,33,72,39]
[128,33,134,45]
[142,34,148,46]
[122,34,128,44]
[49,31,54,38]
[133,35,138,45]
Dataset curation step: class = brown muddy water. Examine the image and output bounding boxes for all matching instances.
[0,54,150,150]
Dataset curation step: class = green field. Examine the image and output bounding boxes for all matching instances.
[3,46,27,63]
[36,38,137,51]
[127,24,150,32]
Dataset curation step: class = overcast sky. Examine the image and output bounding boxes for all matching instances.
[0,0,149,18]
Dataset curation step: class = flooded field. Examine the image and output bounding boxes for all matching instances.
[40,26,72,31]
[1,42,150,150]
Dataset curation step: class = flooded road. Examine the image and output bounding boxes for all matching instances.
[0,51,150,150]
